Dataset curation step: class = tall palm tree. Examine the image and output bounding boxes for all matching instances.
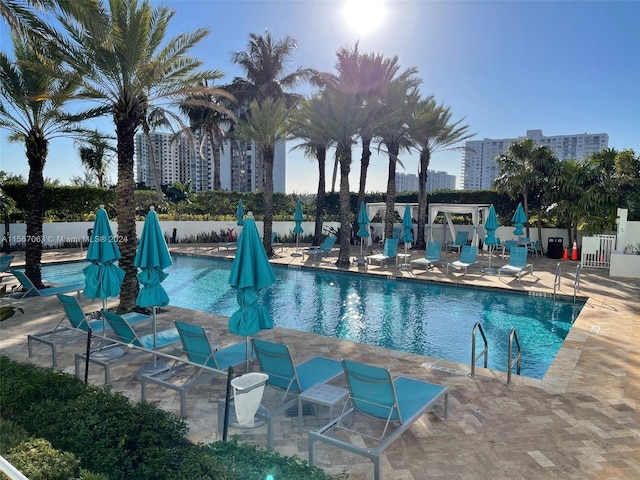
[232,98,289,257]
[0,35,91,286]
[289,94,334,245]
[377,77,420,239]
[408,97,474,249]
[74,130,114,187]
[495,138,556,238]
[54,0,222,309]
[1,0,103,36]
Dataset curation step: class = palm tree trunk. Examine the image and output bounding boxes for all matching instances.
[416,149,430,250]
[336,148,352,267]
[262,147,274,257]
[356,136,372,211]
[314,146,327,245]
[384,144,400,240]
[330,155,339,193]
[24,131,47,288]
[116,117,140,311]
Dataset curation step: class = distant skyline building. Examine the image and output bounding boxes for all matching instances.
[395,170,456,192]
[135,132,286,193]
[462,129,609,190]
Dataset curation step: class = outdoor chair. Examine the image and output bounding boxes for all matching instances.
[0,255,13,273]
[309,359,449,480]
[271,231,284,252]
[27,293,150,367]
[366,238,398,266]
[446,245,480,276]
[501,239,518,259]
[303,237,337,261]
[528,239,544,259]
[9,268,84,298]
[410,241,442,271]
[140,320,248,418]
[445,231,469,253]
[498,246,533,280]
[222,338,343,446]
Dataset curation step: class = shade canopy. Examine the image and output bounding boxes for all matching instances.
[83,206,125,300]
[401,204,414,244]
[293,201,304,234]
[228,214,276,336]
[134,206,172,308]
[236,200,245,226]
[512,203,527,236]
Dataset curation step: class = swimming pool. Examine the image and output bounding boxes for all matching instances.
[37,255,583,379]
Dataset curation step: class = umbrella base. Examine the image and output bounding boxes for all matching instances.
[355,258,367,266]
[135,360,171,380]
[481,267,499,275]
[290,252,303,257]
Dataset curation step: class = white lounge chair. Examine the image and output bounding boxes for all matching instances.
[410,241,442,270]
[498,246,533,279]
[446,245,480,276]
[367,238,398,266]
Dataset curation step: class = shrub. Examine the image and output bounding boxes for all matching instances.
[4,438,80,480]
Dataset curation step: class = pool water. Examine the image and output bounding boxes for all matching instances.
[38,256,583,379]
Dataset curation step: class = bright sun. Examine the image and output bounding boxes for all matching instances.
[343,0,386,35]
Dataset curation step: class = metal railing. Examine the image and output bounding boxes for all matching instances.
[0,455,29,480]
[574,263,582,305]
[506,328,521,386]
[470,322,488,377]
[553,262,561,301]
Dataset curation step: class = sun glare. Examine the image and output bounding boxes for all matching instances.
[343,0,386,35]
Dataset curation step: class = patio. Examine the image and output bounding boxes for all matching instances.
[1,244,638,479]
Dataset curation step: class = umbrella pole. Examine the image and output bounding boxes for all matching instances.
[222,365,233,441]
[101,299,107,333]
[245,337,251,372]
[84,327,92,384]
[152,306,157,366]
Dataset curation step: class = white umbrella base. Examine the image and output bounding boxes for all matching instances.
[135,361,171,380]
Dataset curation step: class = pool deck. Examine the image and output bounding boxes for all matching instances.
[1,244,639,479]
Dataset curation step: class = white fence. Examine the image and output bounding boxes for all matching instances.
[581,235,616,268]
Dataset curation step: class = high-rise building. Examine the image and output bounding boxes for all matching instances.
[135,132,286,193]
[426,170,456,191]
[462,129,609,190]
[395,172,419,192]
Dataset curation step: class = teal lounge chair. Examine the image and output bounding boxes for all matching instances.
[445,230,469,253]
[309,359,449,480]
[10,268,84,298]
[141,320,248,418]
[0,255,13,273]
[498,246,533,280]
[271,231,283,252]
[304,236,336,261]
[231,338,342,446]
[27,293,150,367]
[410,241,442,270]
[446,245,480,276]
[366,238,398,266]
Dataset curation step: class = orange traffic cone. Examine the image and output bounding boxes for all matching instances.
[570,240,579,261]
[562,247,569,260]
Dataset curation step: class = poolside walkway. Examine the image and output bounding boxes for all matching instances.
[1,244,639,479]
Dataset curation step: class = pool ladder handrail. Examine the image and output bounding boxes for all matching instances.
[574,263,582,305]
[470,322,488,377]
[553,262,561,301]
[506,327,521,386]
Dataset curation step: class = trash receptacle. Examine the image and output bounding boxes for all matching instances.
[547,237,564,259]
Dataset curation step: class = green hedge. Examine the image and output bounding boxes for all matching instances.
[0,356,340,480]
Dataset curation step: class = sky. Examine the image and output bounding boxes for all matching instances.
[1,0,639,194]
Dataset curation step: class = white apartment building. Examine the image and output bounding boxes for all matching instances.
[462,129,609,190]
[135,132,286,193]
[395,170,456,192]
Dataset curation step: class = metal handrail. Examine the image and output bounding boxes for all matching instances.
[470,322,488,377]
[506,328,521,385]
[0,455,29,480]
[574,263,582,305]
[553,262,561,301]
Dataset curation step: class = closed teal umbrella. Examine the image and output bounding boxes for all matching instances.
[292,201,303,256]
[512,203,527,236]
[228,213,276,368]
[236,200,245,226]
[134,206,172,362]
[400,204,413,269]
[356,202,370,260]
[83,206,125,330]
[484,204,500,269]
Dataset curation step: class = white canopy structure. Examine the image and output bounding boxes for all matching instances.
[366,202,419,223]
[428,203,490,246]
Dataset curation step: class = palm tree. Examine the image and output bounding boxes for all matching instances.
[232,98,289,257]
[179,79,234,191]
[74,130,114,187]
[289,94,334,245]
[408,97,474,249]
[494,138,556,238]
[377,77,420,239]
[0,35,92,286]
[1,0,103,36]
[54,0,222,309]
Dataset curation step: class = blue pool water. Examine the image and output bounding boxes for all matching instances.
[38,256,583,379]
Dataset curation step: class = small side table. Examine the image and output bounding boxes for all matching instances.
[298,384,349,431]
[396,253,411,267]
